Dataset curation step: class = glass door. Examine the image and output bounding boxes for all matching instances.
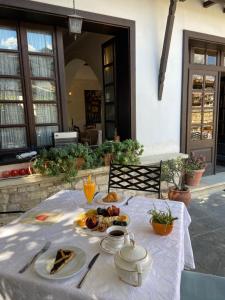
[187,70,219,174]
[102,39,117,140]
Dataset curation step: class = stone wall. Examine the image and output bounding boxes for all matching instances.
[0,166,161,226]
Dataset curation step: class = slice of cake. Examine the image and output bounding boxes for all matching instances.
[50,249,75,274]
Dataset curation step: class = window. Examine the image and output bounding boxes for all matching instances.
[191,74,216,141]
[192,48,218,66]
[0,23,61,152]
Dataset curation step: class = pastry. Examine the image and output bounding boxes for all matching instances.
[103,192,120,203]
[50,249,75,274]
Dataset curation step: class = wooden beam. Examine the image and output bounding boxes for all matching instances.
[203,0,225,6]
[158,0,178,100]
[203,1,215,8]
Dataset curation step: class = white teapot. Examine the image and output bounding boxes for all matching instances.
[114,233,152,287]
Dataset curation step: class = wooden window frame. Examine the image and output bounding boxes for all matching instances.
[0,20,63,154]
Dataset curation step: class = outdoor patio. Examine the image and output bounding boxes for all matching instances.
[189,190,225,276]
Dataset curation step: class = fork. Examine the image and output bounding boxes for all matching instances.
[125,196,133,206]
[19,241,51,274]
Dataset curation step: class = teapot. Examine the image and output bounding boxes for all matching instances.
[114,233,152,287]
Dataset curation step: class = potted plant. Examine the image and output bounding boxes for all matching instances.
[66,143,88,170]
[97,141,115,166]
[185,152,206,186]
[148,205,178,236]
[113,139,144,165]
[161,158,191,206]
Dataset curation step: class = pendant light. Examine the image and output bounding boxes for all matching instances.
[68,0,83,36]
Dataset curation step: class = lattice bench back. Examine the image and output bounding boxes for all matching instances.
[108,162,162,199]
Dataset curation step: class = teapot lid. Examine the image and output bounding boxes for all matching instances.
[120,240,147,262]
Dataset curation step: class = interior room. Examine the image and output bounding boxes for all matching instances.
[64,32,114,146]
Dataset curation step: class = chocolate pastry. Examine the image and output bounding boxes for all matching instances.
[50,249,75,274]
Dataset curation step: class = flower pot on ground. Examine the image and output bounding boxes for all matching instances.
[148,205,178,236]
[185,152,206,186]
[168,187,191,207]
[161,157,192,206]
[185,169,205,186]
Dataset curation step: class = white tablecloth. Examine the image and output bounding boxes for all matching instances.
[0,190,195,300]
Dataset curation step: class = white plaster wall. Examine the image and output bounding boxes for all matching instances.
[31,0,225,155]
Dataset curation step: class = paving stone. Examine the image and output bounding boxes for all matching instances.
[190,190,225,276]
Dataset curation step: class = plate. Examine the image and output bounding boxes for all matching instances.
[74,210,130,237]
[100,237,122,255]
[34,245,86,280]
[95,192,128,206]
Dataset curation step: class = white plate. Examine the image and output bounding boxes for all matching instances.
[74,210,130,237]
[95,192,128,206]
[100,237,122,255]
[34,245,86,280]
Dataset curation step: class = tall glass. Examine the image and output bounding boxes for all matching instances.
[83,176,96,205]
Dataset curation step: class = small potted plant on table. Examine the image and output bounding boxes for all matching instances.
[162,158,191,206]
[148,205,178,236]
[185,152,206,186]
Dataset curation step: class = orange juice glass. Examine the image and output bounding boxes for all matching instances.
[83,175,96,204]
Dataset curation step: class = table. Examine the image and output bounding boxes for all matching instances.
[0,190,195,300]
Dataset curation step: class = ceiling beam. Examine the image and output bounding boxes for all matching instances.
[158,0,178,100]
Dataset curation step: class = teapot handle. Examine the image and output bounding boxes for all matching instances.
[136,262,142,287]
[124,231,135,246]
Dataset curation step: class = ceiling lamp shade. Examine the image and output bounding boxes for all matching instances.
[68,14,83,34]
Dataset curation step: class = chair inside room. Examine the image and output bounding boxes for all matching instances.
[181,270,225,300]
[108,162,162,199]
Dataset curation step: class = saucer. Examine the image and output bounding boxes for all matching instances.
[100,237,122,255]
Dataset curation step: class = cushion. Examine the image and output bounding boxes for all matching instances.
[181,271,225,300]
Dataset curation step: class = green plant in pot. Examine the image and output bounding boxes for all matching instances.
[185,152,206,186]
[97,141,115,166]
[33,147,78,182]
[148,204,178,236]
[161,158,191,206]
[113,139,144,165]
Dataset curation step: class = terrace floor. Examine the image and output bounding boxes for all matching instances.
[189,190,225,276]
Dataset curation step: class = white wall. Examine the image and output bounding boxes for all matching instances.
[31,0,225,155]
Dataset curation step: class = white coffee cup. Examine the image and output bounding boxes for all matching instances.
[105,226,133,249]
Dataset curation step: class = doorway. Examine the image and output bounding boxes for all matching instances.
[216,73,225,173]
[63,15,135,145]
[181,31,225,175]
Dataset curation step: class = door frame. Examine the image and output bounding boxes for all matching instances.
[0,0,136,139]
[181,30,225,174]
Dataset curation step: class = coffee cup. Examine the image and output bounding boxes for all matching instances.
[105,226,133,249]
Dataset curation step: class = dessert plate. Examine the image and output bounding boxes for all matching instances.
[34,245,86,280]
[95,192,128,206]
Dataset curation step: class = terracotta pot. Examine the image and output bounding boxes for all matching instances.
[151,221,173,236]
[103,153,113,166]
[185,169,205,186]
[75,157,85,170]
[168,187,191,207]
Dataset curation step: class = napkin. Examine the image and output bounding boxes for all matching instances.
[20,211,64,225]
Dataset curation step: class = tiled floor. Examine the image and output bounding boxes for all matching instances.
[189,190,225,276]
